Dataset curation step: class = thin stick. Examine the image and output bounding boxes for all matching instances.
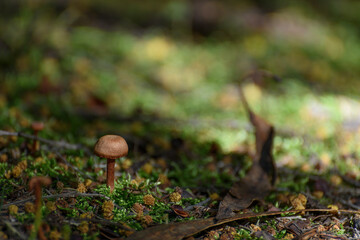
[1,192,112,209]
[1,219,27,240]
[0,130,90,153]
[214,208,360,229]
[238,69,279,117]
[54,151,95,180]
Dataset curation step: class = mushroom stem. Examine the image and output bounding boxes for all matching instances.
[32,130,39,153]
[94,135,128,193]
[37,223,47,240]
[31,122,44,154]
[33,184,42,211]
[107,159,115,192]
[29,176,51,211]
[28,176,51,240]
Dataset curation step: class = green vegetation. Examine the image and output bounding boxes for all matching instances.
[1,0,360,239]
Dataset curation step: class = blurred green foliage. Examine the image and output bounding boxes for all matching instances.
[1,0,360,171]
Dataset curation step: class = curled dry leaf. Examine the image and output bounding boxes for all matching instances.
[216,78,276,220]
[170,205,190,218]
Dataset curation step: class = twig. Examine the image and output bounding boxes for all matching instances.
[319,233,347,240]
[44,192,115,204]
[54,150,95,180]
[99,229,121,240]
[1,196,36,209]
[8,181,23,189]
[1,219,27,240]
[0,130,90,153]
[339,199,360,210]
[185,198,211,211]
[1,191,112,209]
[63,217,134,232]
[276,215,306,221]
[340,173,360,188]
[46,192,112,199]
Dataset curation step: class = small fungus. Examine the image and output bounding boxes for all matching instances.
[94,135,128,192]
[29,176,52,211]
[31,121,44,153]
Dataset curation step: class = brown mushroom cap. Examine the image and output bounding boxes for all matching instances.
[31,122,44,131]
[29,176,52,191]
[94,135,128,159]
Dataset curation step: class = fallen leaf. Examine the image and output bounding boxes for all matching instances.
[285,220,308,236]
[170,205,190,218]
[215,167,272,219]
[247,109,276,185]
[125,209,358,240]
[216,74,276,220]
[126,217,215,240]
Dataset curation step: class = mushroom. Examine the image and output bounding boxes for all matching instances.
[29,176,52,211]
[31,122,44,153]
[28,176,51,240]
[94,135,128,192]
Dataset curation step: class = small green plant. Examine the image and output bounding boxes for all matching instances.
[275,229,287,239]
[75,197,94,212]
[334,223,346,235]
[234,228,253,239]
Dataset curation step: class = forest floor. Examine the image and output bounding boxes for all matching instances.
[2,2,360,239]
[2,77,360,240]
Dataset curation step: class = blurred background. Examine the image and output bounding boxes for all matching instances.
[1,0,360,161]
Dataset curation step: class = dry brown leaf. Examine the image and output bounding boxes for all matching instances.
[170,205,190,218]
[125,209,359,240]
[216,76,276,219]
